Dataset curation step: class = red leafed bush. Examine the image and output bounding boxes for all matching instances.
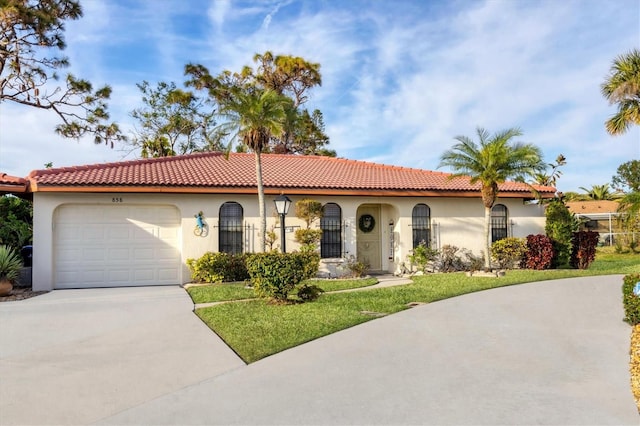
[570,231,599,269]
[522,234,555,270]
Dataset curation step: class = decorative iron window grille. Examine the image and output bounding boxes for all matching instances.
[321,203,342,258]
[491,204,508,243]
[412,203,431,248]
[219,202,243,254]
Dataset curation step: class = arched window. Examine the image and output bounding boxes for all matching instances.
[412,204,431,248]
[219,202,243,254]
[491,204,508,243]
[320,203,342,258]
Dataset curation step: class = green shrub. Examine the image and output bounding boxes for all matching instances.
[298,252,320,280]
[408,242,439,273]
[522,234,555,270]
[0,245,23,283]
[570,231,599,269]
[296,284,324,302]
[545,199,578,268]
[622,273,640,325]
[246,252,319,301]
[186,252,249,283]
[491,237,527,269]
[0,196,32,252]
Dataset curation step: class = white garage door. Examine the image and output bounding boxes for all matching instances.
[54,204,182,289]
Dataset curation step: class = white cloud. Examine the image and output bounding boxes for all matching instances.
[1,0,638,194]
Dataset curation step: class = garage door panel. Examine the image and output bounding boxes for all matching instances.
[83,226,106,240]
[133,228,157,241]
[54,204,182,288]
[108,226,132,240]
[133,248,154,260]
[134,269,155,282]
[109,269,132,283]
[83,246,105,259]
[158,268,179,281]
[108,248,130,261]
[56,247,81,262]
[157,247,179,260]
[82,269,107,284]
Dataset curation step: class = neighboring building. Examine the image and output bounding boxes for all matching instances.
[0,173,27,195]
[14,152,554,291]
[566,200,621,245]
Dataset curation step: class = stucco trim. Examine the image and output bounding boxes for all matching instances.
[27,184,549,199]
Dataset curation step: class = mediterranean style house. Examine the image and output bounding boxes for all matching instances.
[5,152,555,291]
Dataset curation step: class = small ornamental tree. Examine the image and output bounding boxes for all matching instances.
[294,199,323,252]
[522,234,555,270]
[570,231,599,269]
[545,198,578,268]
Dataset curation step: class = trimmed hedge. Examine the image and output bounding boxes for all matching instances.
[186,252,250,283]
[623,273,640,325]
[246,252,320,301]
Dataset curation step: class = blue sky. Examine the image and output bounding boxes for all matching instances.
[1,0,638,193]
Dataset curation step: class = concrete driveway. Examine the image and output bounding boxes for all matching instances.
[0,286,245,425]
[1,276,638,425]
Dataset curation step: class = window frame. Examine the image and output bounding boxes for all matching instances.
[491,204,508,243]
[412,203,431,249]
[320,203,342,258]
[219,202,244,254]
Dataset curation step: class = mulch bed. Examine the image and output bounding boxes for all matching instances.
[0,287,48,302]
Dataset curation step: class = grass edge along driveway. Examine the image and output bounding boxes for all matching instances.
[191,252,639,364]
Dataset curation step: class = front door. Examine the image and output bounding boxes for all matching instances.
[356,205,381,271]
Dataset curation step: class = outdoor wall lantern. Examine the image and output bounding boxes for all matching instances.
[274,194,292,253]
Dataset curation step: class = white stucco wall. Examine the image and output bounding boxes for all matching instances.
[32,192,546,291]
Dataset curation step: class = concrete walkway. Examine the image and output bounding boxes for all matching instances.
[1,276,637,425]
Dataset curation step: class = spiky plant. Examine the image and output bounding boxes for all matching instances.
[0,245,23,284]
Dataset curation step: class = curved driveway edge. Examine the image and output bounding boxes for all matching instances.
[0,286,245,425]
[99,275,638,425]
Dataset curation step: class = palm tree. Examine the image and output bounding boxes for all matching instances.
[218,88,290,251]
[578,183,622,200]
[439,127,545,269]
[601,48,640,135]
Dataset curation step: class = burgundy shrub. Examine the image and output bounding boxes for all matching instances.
[570,231,600,269]
[522,234,555,270]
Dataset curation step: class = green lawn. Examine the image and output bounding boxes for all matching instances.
[187,277,377,304]
[187,282,254,304]
[194,251,639,363]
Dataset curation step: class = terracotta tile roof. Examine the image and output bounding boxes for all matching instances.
[0,173,27,193]
[27,152,556,197]
[566,200,620,214]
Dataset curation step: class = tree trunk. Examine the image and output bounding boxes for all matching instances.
[484,205,492,270]
[254,151,267,252]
